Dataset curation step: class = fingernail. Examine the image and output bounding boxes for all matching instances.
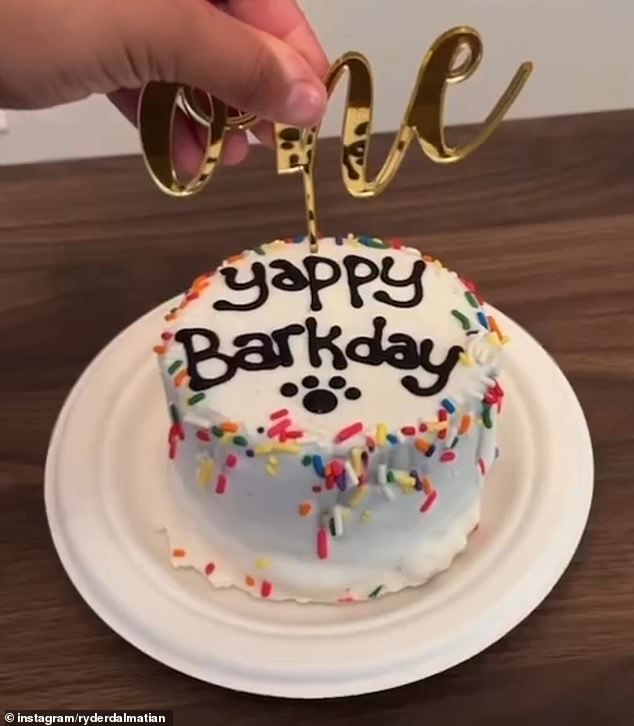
[284,82,326,127]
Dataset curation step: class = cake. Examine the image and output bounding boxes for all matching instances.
[154,235,506,603]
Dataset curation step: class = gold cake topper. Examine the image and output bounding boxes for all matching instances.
[138,27,532,252]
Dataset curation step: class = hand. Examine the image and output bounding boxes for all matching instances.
[0,0,329,171]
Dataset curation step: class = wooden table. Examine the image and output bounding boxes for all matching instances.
[1,110,633,723]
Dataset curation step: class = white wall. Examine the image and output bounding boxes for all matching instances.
[2,0,634,165]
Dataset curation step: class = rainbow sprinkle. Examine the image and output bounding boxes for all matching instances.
[317,527,329,559]
[216,473,228,494]
[451,310,470,330]
[335,421,364,444]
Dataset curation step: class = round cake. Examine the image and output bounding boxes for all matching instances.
[154,235,506,603]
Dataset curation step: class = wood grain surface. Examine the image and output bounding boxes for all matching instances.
[1,110,633,724]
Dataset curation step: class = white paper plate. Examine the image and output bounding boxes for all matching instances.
[45,300,593,698]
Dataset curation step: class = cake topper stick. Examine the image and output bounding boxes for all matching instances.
[138,26,532,254]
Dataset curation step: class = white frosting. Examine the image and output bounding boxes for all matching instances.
[154,236,505,602]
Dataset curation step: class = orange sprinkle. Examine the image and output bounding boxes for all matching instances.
[153,345,166,355]
[488,316,502,337]
[191,274,209,288]
[194,280,210,293]
[245,575,256,587]
[459,415,473,435]
[221,421,239,433]
[298,501,314,517]
[172,548,186,558]
[227,253,245,264]
[174,370,189,387]
[415,438,430,454]
[422,477,434,495]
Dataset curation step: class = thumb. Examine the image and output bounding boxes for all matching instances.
[122,0,327,127]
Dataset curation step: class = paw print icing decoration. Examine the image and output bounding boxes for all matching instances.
[281,376,362,414]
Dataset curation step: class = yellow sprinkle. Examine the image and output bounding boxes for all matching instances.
[459,352,475,367]
[422,476,434,495]
[430,421,449,432]
[268,455,279,466]
[350,485,369,509]
[266,239,286,248]
[197,457,215,487]
[396,474,416,489]
[361,510,374,523]
[255,557,270,570]
[266,465,277,477]
[273,443,300,454]
[488,332,503,348]
[376,423,387,447]
[501,335,511,345]
[351,448,363,477]
[255,444,274,455]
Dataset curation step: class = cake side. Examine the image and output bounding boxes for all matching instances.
[153,236,506,602]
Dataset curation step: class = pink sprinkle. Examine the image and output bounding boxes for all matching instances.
[335,421,364,444]
[168,439,177,460]
[420,490,438,513]
[216,474,228,494]
[204,562,216,576]
[226,453,238,468]
[161,332,173,341]
[440,451,456,463]
[261,580,273,598]
[401,426,416,436]
[419,423,428,433]
[366,436,376,452]
[312,485,323,494]
[196,430,211,442]
[317,527,330,560]
[478,458,486,475]
[270,408,289,420]
[325,474,335,490]
[267,418,292,438]
[438,409,448,421]
[284,430,304,439]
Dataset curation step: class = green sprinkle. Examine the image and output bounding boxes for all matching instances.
[368,585,384,599]
[387,470,395,483]
[302,455,312,466]
[451,310,471,330]
[329,517,337,537]
[233,435,248,447]
[483,406,493,429]
[465,292,479,308]
[451,436,460,449]
[254,246,266,256]
[188,393,205,406]
[169,403,180,425]
[212,425,224,438]
[168,360,183,375]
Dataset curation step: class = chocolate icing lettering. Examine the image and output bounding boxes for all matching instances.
[374,258,425,307]
[175,328,235,391]
[214,262,268,311]
[401,340,462,396]
[303,256,341,311]
[344,255,380,308]
[271,324,305,366]
[233,333,279,370]
[214,254,426,312]
[306,317,347,370]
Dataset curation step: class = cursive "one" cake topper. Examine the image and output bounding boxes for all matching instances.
[138,26,532,252]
